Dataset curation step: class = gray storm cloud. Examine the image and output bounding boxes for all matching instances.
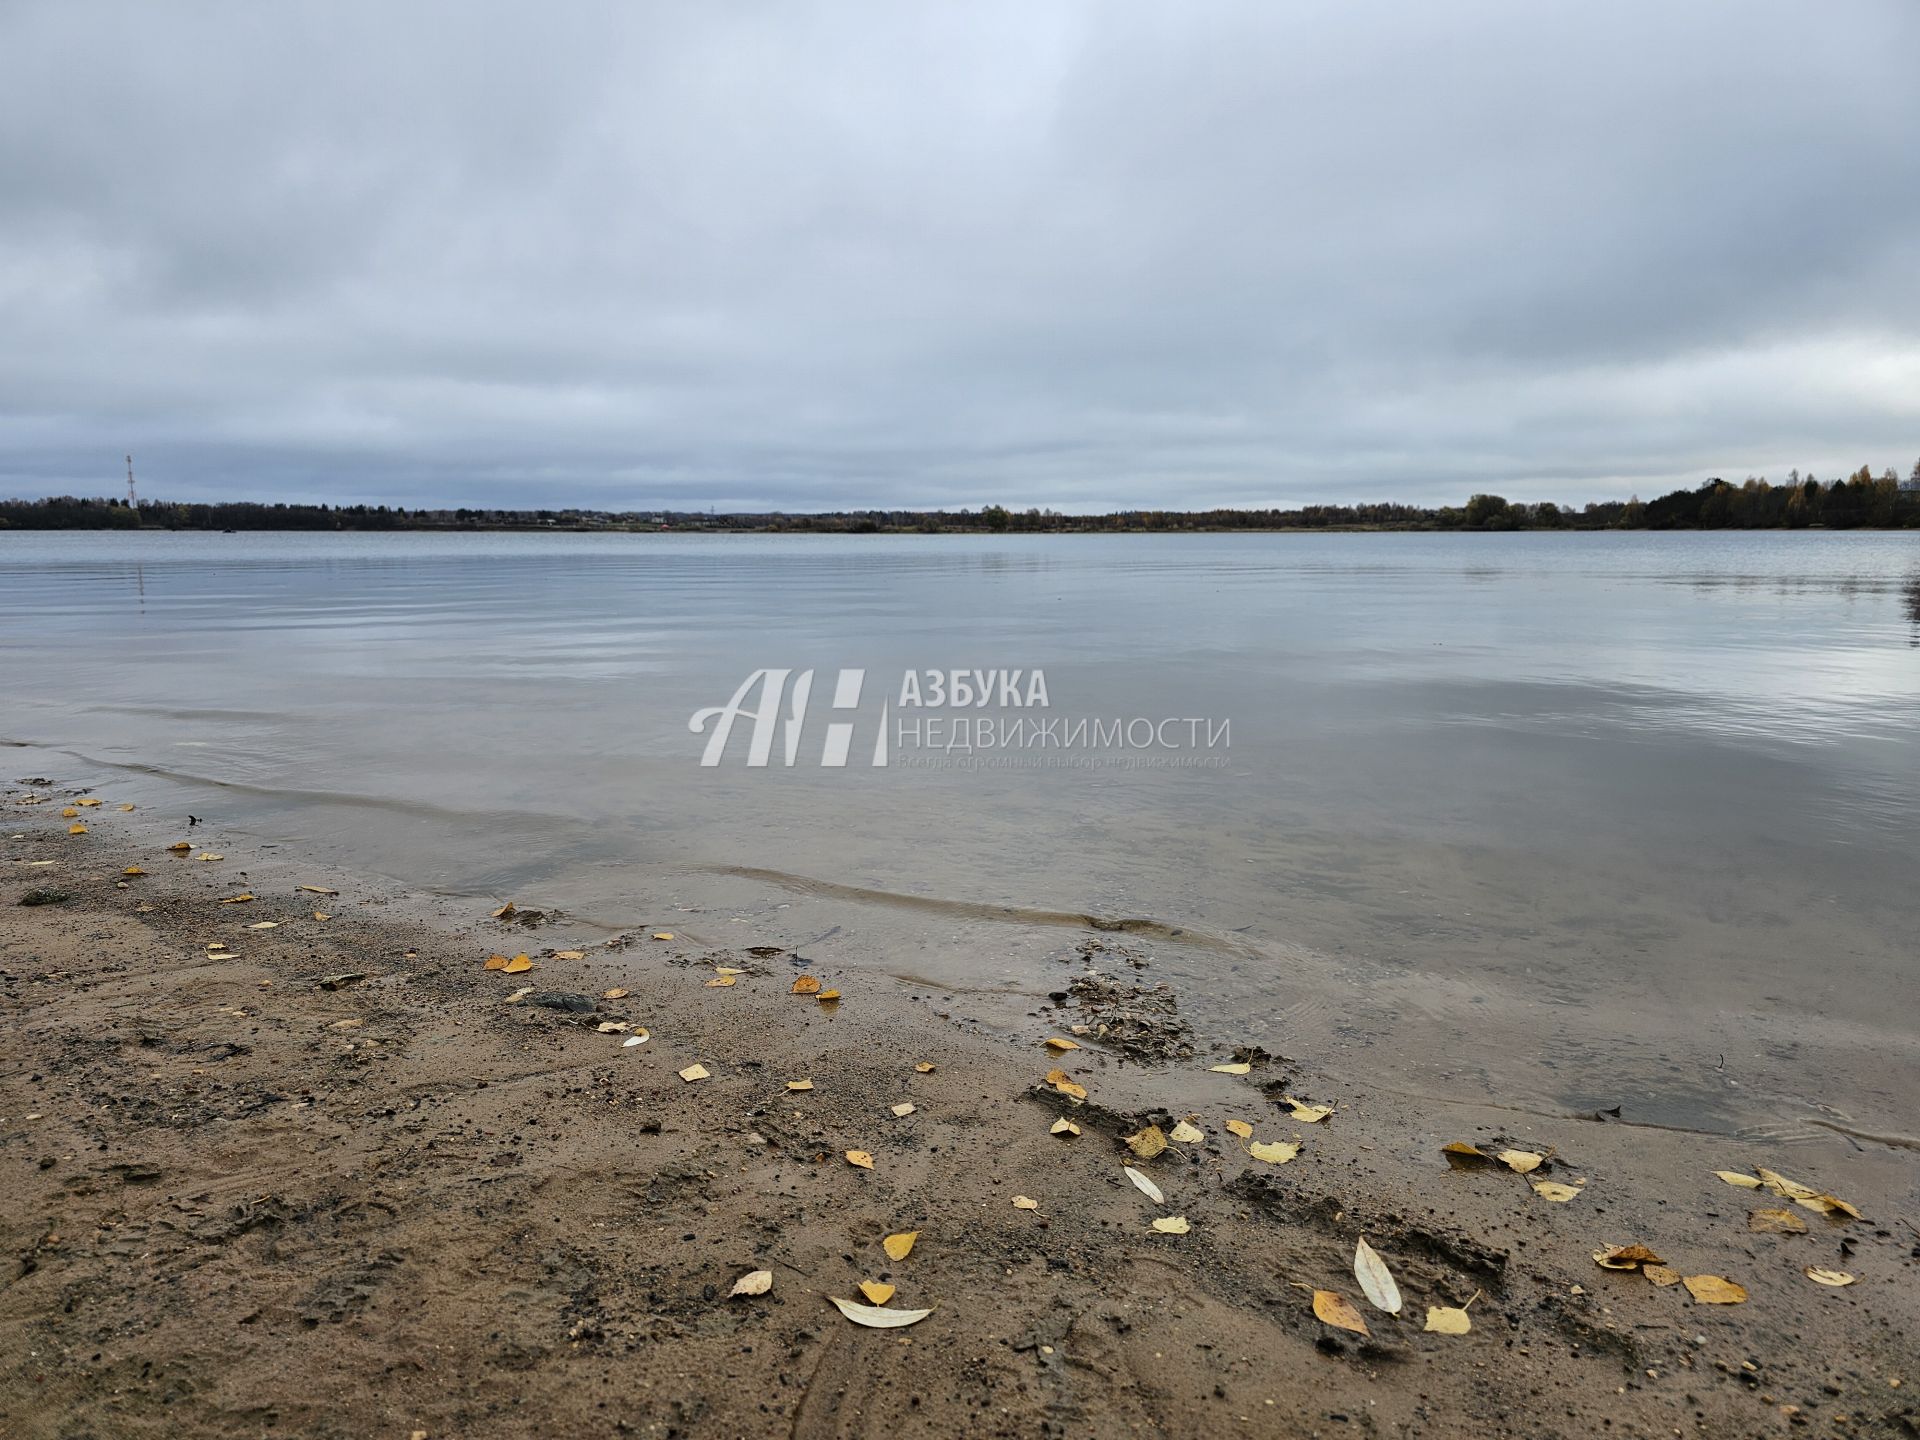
[1,1,1916,511]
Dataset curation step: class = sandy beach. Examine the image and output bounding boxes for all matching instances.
[3,784,1916,1439]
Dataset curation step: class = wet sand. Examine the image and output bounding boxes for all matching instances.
[2,786,1916,1439]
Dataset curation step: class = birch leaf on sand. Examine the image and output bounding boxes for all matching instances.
[68,824,88,835]
[1248,1140,1300,1165]
[859,1281,895,1305]
[1531,1180,1582,1202]
[312,911,330,921]
[298,884,338,895]
[1169,1119,1204,1143]
[1123,1166,1165,1204]
[1151,1215,1190,1234]
[553,950,586,961]
[890,1102,915,1117]
[1224,1119,1254,1140]
[602,988,629,999]
[1311,1290,1369,1336]
[652,932,675,941]
[1209,1062,1251,1075]
[1011,1195,1039,1210]
[729,1270,773,1297]
[490,902,516,919]
[1443,1142,1495,1170]
[881,1231,918,1261]
[791,975,822,994]
[845,1150,875,1169]
[829,1296,933,1328]
[502,954,533,974]
[1044,1036,1080,1051]
[705,975,737,987]
[1804,1267,1856,1287]
[1643,1264,1681,1287]
[1496,1149,1544,1174]
[914,1062,936,1073]
[1281,1098,1333,1123]
[218,893,254,904]
[1045,1069,1088,1100]
[167,841,192,852]
[1125,1125,1168,1160]
[1354,1238,1402,1313]
[1593,1245,1664,1270]
[1424,1292,1480,1334]
[1050,1118,1080,1137]
[484,954,510,971]
[76,798,101,807]
[678,1064,710,1082]
[1748,1207,1808,1234]
[1682,1274,1748,1304]
[61,807,79,818]
[787,1079,814,1092]
[123,866,146,877]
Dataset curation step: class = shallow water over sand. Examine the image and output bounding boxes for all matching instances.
[5,529,1918,1138]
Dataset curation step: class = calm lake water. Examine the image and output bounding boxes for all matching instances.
[5,529,1917,1139]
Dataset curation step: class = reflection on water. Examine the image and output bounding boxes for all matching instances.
[3,529,1917,1136]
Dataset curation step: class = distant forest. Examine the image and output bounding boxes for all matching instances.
[4,463,1919,533]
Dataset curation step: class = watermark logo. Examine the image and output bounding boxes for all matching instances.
[690,668,1230,771]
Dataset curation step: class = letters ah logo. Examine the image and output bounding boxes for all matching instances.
[690,669,888,768]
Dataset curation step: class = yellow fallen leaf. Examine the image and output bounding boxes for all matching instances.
[245,921,278,930]
[1354,1237,1402,1314]
[1125,1125,1168,1160]
[602,987,629,999]
[881,1231,918,1261]
[1715,1169,1763,1188]
[1049,1118,1080,1137]
[1682,1274,1747,1305]
[76,799,100,808]
[490,902,516,919]
[484,953,509,970]
[1150,1215,1190,1234]
[1798,1193,1864,1221]
[791,975,822,994]
[705,974,738,987]
[1531,1180,1582,1203]
[1593,1244,1665,1270]
[61,806,79,818]
[68,823,88,835]
[1643,1264,1681,1287]
[1045,1068,1087,1100]
[1224,1119,1253,1140]
[123,866,147,877]
[1497,1149,1544,1174]
[167,841,191,852]
[554,950,586,960]
[1248,1140,1300,1165]
[652,931,675,941]
[1748,1207,1808,1234]
[914,1062,936,1073]
[890,1102,915,1117]
[1044,1036,1080,1051]
[218,893,254,904]
[715,966,745,976]
[729,1270,772,1297]
[828,1296,932,1328]
[298,885,337,895]
[1209,1062,1251,1075]
[117,803,134,811]
[312,911,330,921]
[505,987,534,1002]
[678,1064,710,1082]
[1311,1289,1368,1336]
[1804,1267,1856,1287]
[1282,1097,1333,1123]
[503,954,533,974]
[845,1150,875,1169]
[787,1079,814,1092]
[857,1280,895,1305]
[1169,1120,1204,1143]
[1443,1142,1495,1170]
[1757,1167,1818,1201]
[196,852,223,861]
[622,1030,649,1047]
[596,1021,628,1033]
[817,989,841,1001]
[330,1018,362,1030]
[1123,1166,1164,1203]
[1425,1304,1472,1334]
[1011,1195,1039,1210]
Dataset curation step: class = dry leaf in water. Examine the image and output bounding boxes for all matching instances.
[1011,1195,1039,1210]
[829,1296,932,1328]
[1497,1149,1544,1174]
[1311,1290,1369,1336]
[791,975,822,995]
[1593,1245,1664,1270]
[1123,1166,1165,1204]
[1531,1180,1582,1203]
[1353,1237,1403,1313]
[1125,1125,1168,1160]
[1169,1119,1204,1143]
[1682,1274,1748,1304]
[1044,1036,1080,1051]
[1209,1062,1251,1075]
[729,1270,773,1297]
[881,1231,918,1261]
[845,1150,875,1169]
[1804,1267,1855,1287]
[787,1079,814,1092]
[1248,1140,1300,1165]
[1282,1098,1333,1123]
[1049,1118,1080,1137]
[1150,1215,1190,1234]
[1224,1119,1254,1140]
[678,1064,710,1082]
[890,1102,915,1117]
[1748,1207,1808,1234]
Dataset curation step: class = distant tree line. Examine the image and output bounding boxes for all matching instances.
[4,462,1918,533]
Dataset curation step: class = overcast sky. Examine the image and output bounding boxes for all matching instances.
[2,2,1917,513]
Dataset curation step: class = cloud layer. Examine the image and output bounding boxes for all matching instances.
[3,1,1917,510]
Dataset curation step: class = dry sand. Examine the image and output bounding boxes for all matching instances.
[2,784,1916,1438]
